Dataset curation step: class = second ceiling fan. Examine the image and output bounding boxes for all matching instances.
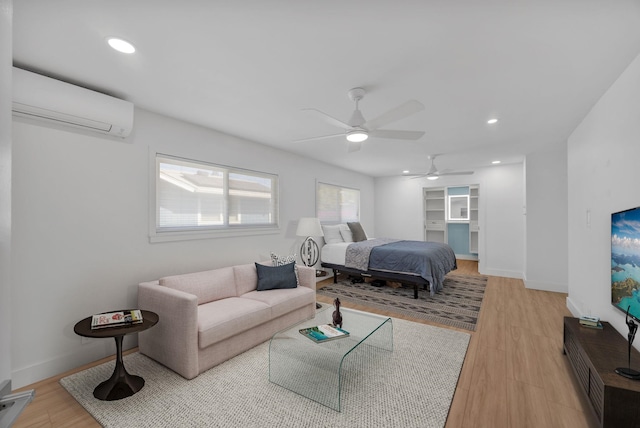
[295,87,426,152]
[405,155,474,180]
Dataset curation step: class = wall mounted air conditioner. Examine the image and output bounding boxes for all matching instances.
[12,67,134,138]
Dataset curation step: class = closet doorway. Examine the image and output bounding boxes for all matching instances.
[423,185,479,260]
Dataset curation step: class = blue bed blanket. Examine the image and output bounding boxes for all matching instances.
[346,239,457,296]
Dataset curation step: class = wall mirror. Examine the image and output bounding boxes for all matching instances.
[448,195,469,221]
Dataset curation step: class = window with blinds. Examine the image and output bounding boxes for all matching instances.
[155,154,278,234]
[316,182,360,223]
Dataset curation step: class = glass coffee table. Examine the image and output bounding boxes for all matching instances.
[269,307,393,411]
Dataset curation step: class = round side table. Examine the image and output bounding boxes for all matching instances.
[73,310,159,401]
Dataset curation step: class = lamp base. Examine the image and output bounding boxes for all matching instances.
[615,367,640,380]
[300,237,320,267]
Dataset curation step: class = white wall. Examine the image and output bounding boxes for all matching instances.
[10,108,374,388]
[524,143,569,292]
[374,163,525,278]
[0,0,12,384]
[567,51,640,340]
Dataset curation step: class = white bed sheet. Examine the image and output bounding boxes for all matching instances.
[321,242,350,265]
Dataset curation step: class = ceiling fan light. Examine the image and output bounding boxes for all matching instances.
[107,37,136,54]
[346,129,368,143]
[427,175,439,181]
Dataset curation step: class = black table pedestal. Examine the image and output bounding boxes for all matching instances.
[93,335,144,401]
[73,310,158,401]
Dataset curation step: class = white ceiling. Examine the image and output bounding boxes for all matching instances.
[12,1,640,177]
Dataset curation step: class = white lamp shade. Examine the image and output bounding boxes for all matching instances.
[296,217,324,237]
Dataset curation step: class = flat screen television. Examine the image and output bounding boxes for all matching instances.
[611,206,640,322]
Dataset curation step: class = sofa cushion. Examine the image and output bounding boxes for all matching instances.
[255,262,297,291]
[159,267,236,305]
[241,287,315,318]
[233,263,261,296]
[197,297,271,348]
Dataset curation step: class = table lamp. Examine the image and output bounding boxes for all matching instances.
[296,217,324,268]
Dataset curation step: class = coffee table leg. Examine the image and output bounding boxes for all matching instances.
[93,335,145,401]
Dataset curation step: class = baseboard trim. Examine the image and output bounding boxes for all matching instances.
[566,296,581,317]
[479,267,523,279]
[524,279,568,293]
[12,337,137,389]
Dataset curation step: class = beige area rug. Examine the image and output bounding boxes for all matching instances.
[318,273,487,331]
[60,317,470,428]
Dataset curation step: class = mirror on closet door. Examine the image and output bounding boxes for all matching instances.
[448,195,469,221]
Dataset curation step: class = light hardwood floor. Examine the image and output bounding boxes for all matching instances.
[12,260,598,428]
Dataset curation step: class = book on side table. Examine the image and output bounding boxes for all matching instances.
[299,324,350,343]
[91,310,144,329]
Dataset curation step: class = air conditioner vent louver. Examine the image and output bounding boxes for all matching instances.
[12,67,133,138]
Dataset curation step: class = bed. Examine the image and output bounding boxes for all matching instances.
[320,224,457,299]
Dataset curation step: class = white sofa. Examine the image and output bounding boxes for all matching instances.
[138,262,316,379]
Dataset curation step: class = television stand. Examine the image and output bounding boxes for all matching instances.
[563,317,640,427]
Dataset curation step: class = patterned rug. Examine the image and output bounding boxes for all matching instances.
[60,318,470,428]
[317,273,487,331]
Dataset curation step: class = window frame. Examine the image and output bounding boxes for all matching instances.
[315,181,360,224]
[149,152,279,243]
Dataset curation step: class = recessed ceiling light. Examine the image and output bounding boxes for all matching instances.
[107,37,136,54]
[487,118,498,124]
[492,160,501,164]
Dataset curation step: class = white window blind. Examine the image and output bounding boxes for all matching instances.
[156,154,278,233]
[316,182,360,223]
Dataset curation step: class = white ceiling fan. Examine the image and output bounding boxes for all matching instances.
[405,155,474,180]
[294,87,425,152]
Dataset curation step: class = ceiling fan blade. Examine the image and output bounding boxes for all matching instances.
[293,133,344,143]
[347,141,362,152]
[363,100,425,130]
[302,108,351,130]
[436,171,475,176]
[369,129,425,140]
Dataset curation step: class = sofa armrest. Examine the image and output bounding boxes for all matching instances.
[138,282,200,379]
[297,265,316,291]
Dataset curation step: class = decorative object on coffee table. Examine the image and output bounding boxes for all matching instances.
[332,297,343,328]
[73,309,158,400]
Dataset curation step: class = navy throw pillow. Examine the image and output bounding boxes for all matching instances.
[255,262,298,291]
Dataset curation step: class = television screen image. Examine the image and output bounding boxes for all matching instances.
[611,206,640,321]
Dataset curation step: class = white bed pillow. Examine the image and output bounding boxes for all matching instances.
[322,224,344,244]
[339,224,354,242]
